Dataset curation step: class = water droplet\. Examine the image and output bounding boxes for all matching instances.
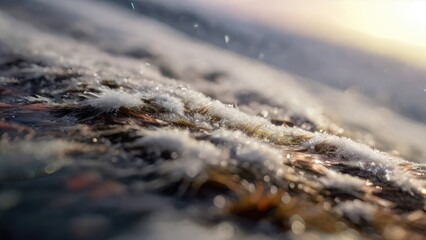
[290,215,305,235]
[224,35,230,44]
[335,221,347,231]
[217,222,235,239]
[169,152,178,159]
[270,186,278,194]
[263,175,270,182]
[213,195,226,209]
[44,164,58,174]
[281,192,291,204]
[323,202,331,210]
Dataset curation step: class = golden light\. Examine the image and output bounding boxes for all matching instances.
[339,0,426,48]
[208,0,426,67]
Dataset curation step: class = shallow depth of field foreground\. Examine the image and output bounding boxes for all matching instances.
[0,0,426,239]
